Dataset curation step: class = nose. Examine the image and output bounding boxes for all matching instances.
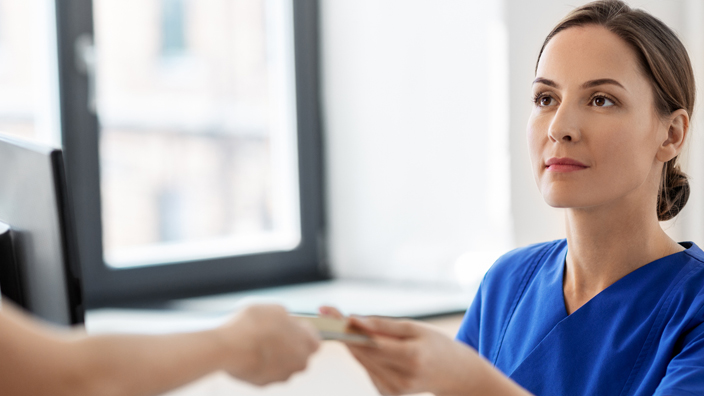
[547,104,581,143]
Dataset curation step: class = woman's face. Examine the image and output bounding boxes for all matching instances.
[528,25,670,212]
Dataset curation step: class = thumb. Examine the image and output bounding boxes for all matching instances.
[350,316,419,338]
[319,306,345,320]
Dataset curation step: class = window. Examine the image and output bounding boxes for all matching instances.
[94,0,301,269]
[0,0,61,146]
[160,0,186,57]
[56,0,325,306]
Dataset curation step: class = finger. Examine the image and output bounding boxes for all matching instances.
[348,337,405,357]
[288,313,322,340]
[350,347,400,380]
[286,317,322,355]
[297,319,322,341]
[349,346,406,375]
[367,369,401,396]
[349,316,419,338]
[349,348,409,395]
[348,338,419,374]
[318,306,345,319]
[362,364,397,396]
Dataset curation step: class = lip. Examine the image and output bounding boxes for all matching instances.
[545,157,589,173]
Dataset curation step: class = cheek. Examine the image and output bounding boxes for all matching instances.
[527,115,548,172]
[593,120,655,173]
[588,121,658,197]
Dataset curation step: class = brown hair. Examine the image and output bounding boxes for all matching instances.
[537,0,695,221]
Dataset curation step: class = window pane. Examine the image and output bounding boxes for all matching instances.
[0,0,61,146]
[94,0,300,268]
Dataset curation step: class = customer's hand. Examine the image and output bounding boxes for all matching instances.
[319,306,480,396]
[216,304,321,386]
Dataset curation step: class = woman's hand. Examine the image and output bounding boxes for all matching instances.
[348,316,477,396]
[320,306,531,396]
[216,304,321,386]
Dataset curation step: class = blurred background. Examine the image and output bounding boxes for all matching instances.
[1,0,703,299]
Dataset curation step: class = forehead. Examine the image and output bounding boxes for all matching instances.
[536,25,645,88]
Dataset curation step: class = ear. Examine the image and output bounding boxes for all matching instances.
[656,109,689,162]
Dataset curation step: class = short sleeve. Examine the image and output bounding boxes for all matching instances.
[453,241,560,356]
[455,280,483,349]
[655,309,704,396]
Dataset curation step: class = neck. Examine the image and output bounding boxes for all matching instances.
[563,194,682,314]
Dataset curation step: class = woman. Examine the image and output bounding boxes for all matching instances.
[325,1,704,394]
[0,302,320,396]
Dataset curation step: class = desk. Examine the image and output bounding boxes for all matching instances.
[160,315,464,396]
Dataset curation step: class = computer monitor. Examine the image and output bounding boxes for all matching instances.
[0,135,84,325]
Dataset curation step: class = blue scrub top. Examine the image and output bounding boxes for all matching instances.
[456,239,704,396]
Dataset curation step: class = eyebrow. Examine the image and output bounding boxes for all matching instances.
[532,77,627,91]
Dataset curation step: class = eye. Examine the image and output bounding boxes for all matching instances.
[590,95,615,107]
[534,93,556,107]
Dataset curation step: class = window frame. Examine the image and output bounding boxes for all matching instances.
[55,0,328,308]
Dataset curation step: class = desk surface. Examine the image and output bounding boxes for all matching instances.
[160,314,464,396]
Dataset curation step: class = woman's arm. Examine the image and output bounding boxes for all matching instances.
[320,307,530,396]
[0,302,320,396]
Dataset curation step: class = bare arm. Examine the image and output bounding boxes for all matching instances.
[0,303,320,396]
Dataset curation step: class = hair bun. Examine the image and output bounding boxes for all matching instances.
[658,161,690,221]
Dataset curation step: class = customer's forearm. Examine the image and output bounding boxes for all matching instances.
[0,304,242,396]
[67,330,228,396]
[1,302,318,395]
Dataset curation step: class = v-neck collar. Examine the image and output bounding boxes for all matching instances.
[502,241,704,396]
[558,241,695,318]
[492,240,698,376]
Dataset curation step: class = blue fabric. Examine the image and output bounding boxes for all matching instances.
[456,239,704,396]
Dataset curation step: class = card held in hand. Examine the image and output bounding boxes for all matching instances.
[293,315,375,346]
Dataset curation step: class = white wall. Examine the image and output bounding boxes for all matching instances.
[669,0,704,245]
[321,0,704,284]
[321,0,511,285]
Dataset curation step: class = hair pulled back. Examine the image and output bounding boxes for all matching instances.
[537,0,695,221]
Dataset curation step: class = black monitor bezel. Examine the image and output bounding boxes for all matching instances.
[0,135,84,325]
[51,149,85,324]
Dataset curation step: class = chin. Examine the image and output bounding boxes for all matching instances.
[541,187,591,209]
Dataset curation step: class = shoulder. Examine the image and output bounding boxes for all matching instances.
[650,244,704,395]
[671,242,704,300]
[666,242,704,319]
[644,242,704,348]
[482,239,565,289]
[682,242,704,268]
[457,240,565,352]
